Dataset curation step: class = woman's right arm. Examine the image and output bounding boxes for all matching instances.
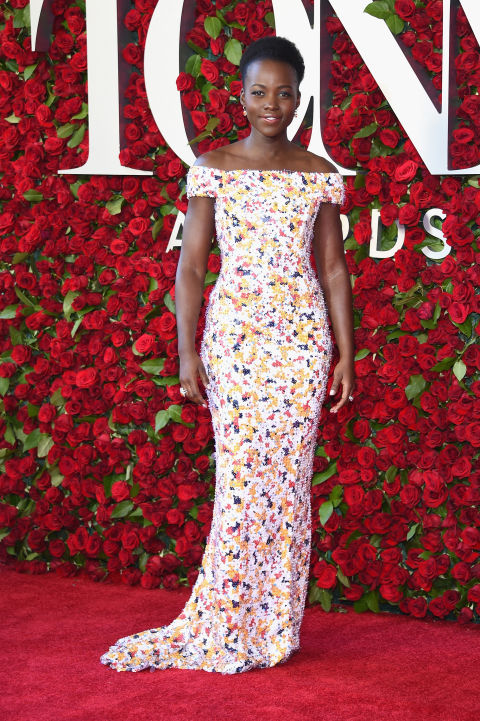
[175,193,215,407]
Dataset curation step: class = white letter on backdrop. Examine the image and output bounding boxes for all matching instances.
[329,0,480,175]
[30,0,151,175]
[422,209,451,259]
[272,0,355,175]
[144,1,196,167]
[369,210,405,258]
[144,0,355,174]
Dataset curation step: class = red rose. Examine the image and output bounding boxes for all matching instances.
[176,72,195,92]
[313,560,337,588]
[111,481,130,503]
[123,43,142,67]
[49,539,66,558]
[448,302,468,325]
[11,345,32,364]
[75,368,98,388]
[379,128,400,148]
[155,311,177,340]
[134,334,155,354]
[128,217,149,236]
[163,573,180,589]
[233,2,250,25]
[141,572,161,589]
[191,110,208,131]
[398,203,420,226]
[200,58,219,84]
[394,160,418,183]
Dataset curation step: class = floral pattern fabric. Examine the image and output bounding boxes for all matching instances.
[100,166,345,674]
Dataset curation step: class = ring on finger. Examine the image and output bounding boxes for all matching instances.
[348,395,354,402]
[180,387,187,397]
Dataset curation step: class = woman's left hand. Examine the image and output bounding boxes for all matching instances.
[329,357,355,413]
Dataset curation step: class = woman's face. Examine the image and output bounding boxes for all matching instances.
[240,58,300,137]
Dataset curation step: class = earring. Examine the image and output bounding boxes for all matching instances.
[242,106,247,116]
[294,110,298,117]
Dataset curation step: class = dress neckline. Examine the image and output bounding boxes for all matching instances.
[192,165,337,177]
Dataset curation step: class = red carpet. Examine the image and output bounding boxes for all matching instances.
[2,566,479,721]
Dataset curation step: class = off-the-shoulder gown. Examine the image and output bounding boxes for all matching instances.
[100,166,345,674]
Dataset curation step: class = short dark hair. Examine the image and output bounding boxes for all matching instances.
[239,36,305,87]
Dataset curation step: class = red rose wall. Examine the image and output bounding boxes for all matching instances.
[0,0,479,623]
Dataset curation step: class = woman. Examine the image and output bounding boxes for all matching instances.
[100,35,354,675]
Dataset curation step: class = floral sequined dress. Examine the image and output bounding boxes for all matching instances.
[100,166,345,675]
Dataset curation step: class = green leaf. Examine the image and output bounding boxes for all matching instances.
[50,388,65,407]
[153,375,180,387]
[138,551,148,572]
[63,290,79,322]
[308,583,322,605]
[24,429,48,451]
[67,123,86,148]
[23,190,44,203]
[9,325,22,345]
[224,38,242,65]
[110,500,134,519]
[163,292,176,314]
[72,102,88,120]
[406,523,418,541]
[385,14,405,34]
[5,114,21,124]
[185,54,202,77]
[4,425,16,445]
[204,270,219,286]
[140,358,165,375]
[318,587,332,613]
[405,374,426,400]
[37,434,54,458]
[365,589,380,613]
[5,60,18,73]
[15,287,35,307]
[319,500,334,526]
[337,568,351,588]
[23,64,38,80]
[454,316,472,338]
[453,359,467,382]
[13,7,30,27]
[354,348,370,361]
[27,404,39,418]
[155,410,169,433]
[312,462,338,486]
[106,196,124,215]
[364,1,391,19]
[431,357,455,372]
[204,16,222,39]
[385,465,397,484]
[265,11,275,28]
[168,404,184,424]
[0,377,9,396]
[152,217,163,241]
[69,181,81,199]
[0,305,18,319]
[353,122,378,139]
[329,485,343,508]
[57,123,76,139]
[71,318,83,337]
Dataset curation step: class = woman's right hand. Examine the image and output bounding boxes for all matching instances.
[179,351,210,407]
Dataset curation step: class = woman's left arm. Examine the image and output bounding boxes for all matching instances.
[312,199,355,413]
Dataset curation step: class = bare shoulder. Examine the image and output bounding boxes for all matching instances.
[194,143,245,170]
[296,149,339,174]
[192,150,222,169]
